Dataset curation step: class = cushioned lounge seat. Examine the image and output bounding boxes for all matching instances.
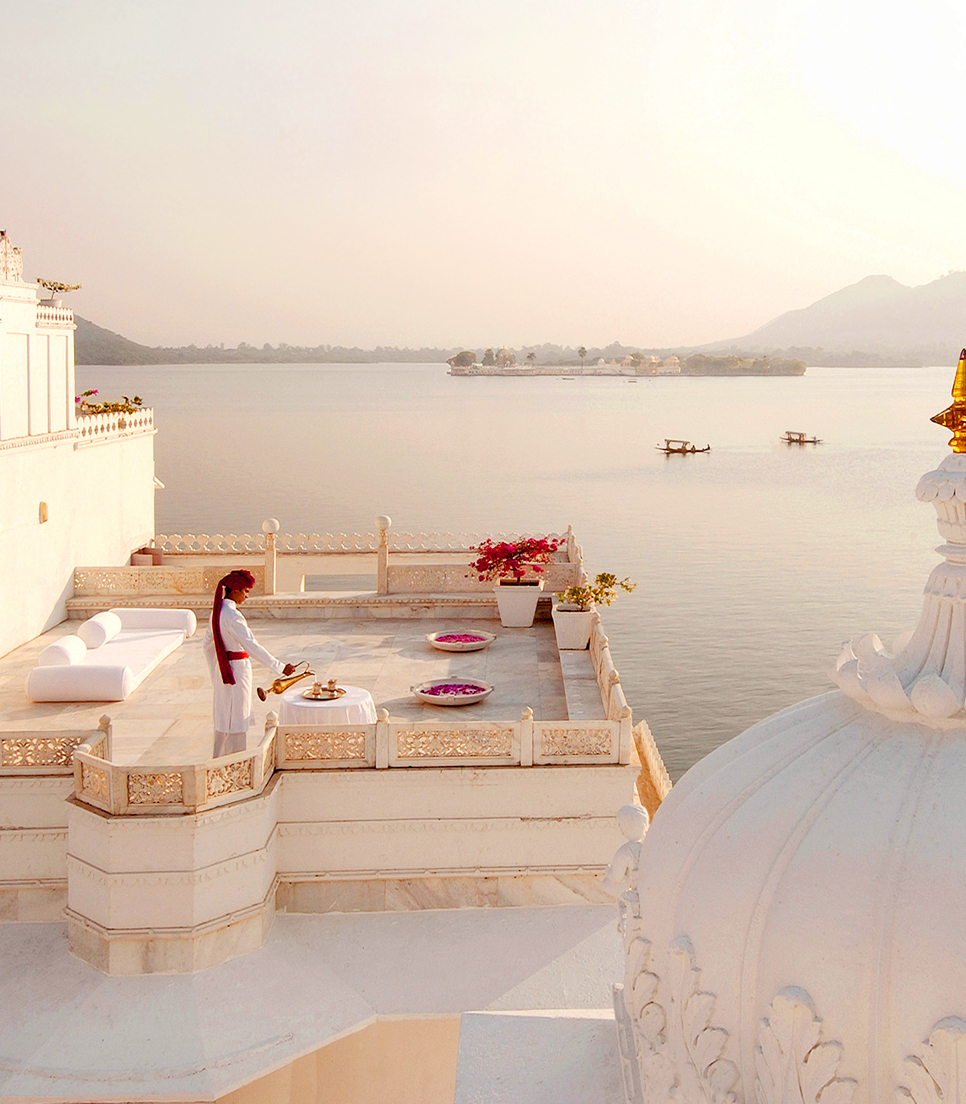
[26,608,197,702]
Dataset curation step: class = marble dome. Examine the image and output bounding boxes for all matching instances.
[622,420,966,1104]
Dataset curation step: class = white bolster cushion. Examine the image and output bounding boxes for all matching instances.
[37,635,88,666]
[26,664,135,702]
[77,611,123,649]
[109,608,197,637]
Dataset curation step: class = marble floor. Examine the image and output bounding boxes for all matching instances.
[0,617,571,765]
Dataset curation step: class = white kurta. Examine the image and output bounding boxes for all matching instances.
[203,599,284,735]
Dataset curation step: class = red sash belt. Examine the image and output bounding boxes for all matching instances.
[226,651,249,660]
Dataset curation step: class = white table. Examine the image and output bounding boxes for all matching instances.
[277,683,377,726]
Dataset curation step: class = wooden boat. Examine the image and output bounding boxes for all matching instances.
[656,439,711,454]
[781,430,822,444]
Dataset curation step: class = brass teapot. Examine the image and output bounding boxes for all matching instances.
[256,660,313,701]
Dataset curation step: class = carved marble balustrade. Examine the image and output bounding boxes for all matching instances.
[73,715,277,816]
[276,708,632,771]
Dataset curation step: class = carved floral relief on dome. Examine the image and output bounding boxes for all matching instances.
[754,989,854,1104]
[623,934,739,1104]
[899,1018,966,1104]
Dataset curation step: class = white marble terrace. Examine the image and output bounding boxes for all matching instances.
[1,526,669,980]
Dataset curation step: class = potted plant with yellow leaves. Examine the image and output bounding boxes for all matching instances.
[552,572,636,650]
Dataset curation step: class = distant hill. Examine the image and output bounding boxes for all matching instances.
[73,318,471,366]
[74,316,171,365]
[73,323,691,368]
[705,273,966,365]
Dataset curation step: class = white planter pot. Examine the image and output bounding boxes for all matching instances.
[552,604,594,649]
[494,579,544,627]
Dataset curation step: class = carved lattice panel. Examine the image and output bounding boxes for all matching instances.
[128,771,183,804]
[538,725,614,757]
[284,730,368,761]
[206,759,254,798]
[1,734,82,767]
[395,726,514,758]
[81,763,110,804]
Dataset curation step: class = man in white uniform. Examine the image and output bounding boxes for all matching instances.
[203,569,294,756]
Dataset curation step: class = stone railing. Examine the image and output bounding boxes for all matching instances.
[590,618,631,720]
[36,303,74,327]
[154,527,577,556]
[73,715,277,815]
[277,706,631,769]
[86,521,584,600]
[74,564,265,598]
[75,408,155,444]
[0,717,110,775]
[633,719,672,818]
[385,559,580,594]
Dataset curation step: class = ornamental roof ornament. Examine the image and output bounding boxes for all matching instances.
[0,231,24,283]
[829,348,966,722]
[930,348,966,452]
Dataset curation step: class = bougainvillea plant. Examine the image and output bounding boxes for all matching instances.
[470,536,564,583]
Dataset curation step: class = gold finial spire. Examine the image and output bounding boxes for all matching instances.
[931,349,966,452]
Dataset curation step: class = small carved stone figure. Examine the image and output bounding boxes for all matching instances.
[602,803,649,899]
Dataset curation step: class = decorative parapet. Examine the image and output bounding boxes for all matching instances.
[632,720,672,818]
[74,564,265,597]
[386,560,579,594]
[75,408,155,446]
[0,718,109,775]
[154,527,580,558]
[0,409,155,453]
[277,708,630,771]
[69,709,630,817]
[73,715,276,815]
[35,304,74,328]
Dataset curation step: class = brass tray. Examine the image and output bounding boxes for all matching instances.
[302,685,346,700]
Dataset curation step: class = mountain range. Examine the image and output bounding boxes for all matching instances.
[73,272,966,367]
[705,272,966,365]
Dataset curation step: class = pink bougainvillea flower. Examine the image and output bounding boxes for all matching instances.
[421,683,486,695]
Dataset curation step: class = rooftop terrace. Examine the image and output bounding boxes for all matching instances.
[1,616,599,764]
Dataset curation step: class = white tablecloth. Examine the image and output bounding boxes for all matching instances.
[277,683,377,726]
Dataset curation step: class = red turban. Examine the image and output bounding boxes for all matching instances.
[211,570,256,685]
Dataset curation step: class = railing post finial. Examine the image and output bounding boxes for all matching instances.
[376,515,392,595]
[262,518,279,595]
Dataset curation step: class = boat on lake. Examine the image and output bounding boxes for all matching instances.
[656,438,711,454]
[781,430,822,444]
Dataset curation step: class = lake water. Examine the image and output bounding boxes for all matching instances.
[76,362,954,780]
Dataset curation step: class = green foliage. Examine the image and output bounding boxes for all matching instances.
[555,572,636,610]
[482,348,496,366]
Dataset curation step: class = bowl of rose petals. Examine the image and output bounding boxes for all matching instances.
[425,630,496,653]
[410,679,493,706]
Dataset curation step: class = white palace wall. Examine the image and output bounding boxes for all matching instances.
[0,270,156,658]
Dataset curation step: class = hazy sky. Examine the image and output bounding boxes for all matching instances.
[3,0,965,348]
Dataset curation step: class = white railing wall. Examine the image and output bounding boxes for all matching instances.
[73,714,277,815]
[0,717,110,775]
[75,408,155,444]
[276,706,629,773]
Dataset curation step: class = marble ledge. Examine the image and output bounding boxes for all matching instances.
[66,877,277,975]
[277,873,613,915]
[0,880,67,922]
